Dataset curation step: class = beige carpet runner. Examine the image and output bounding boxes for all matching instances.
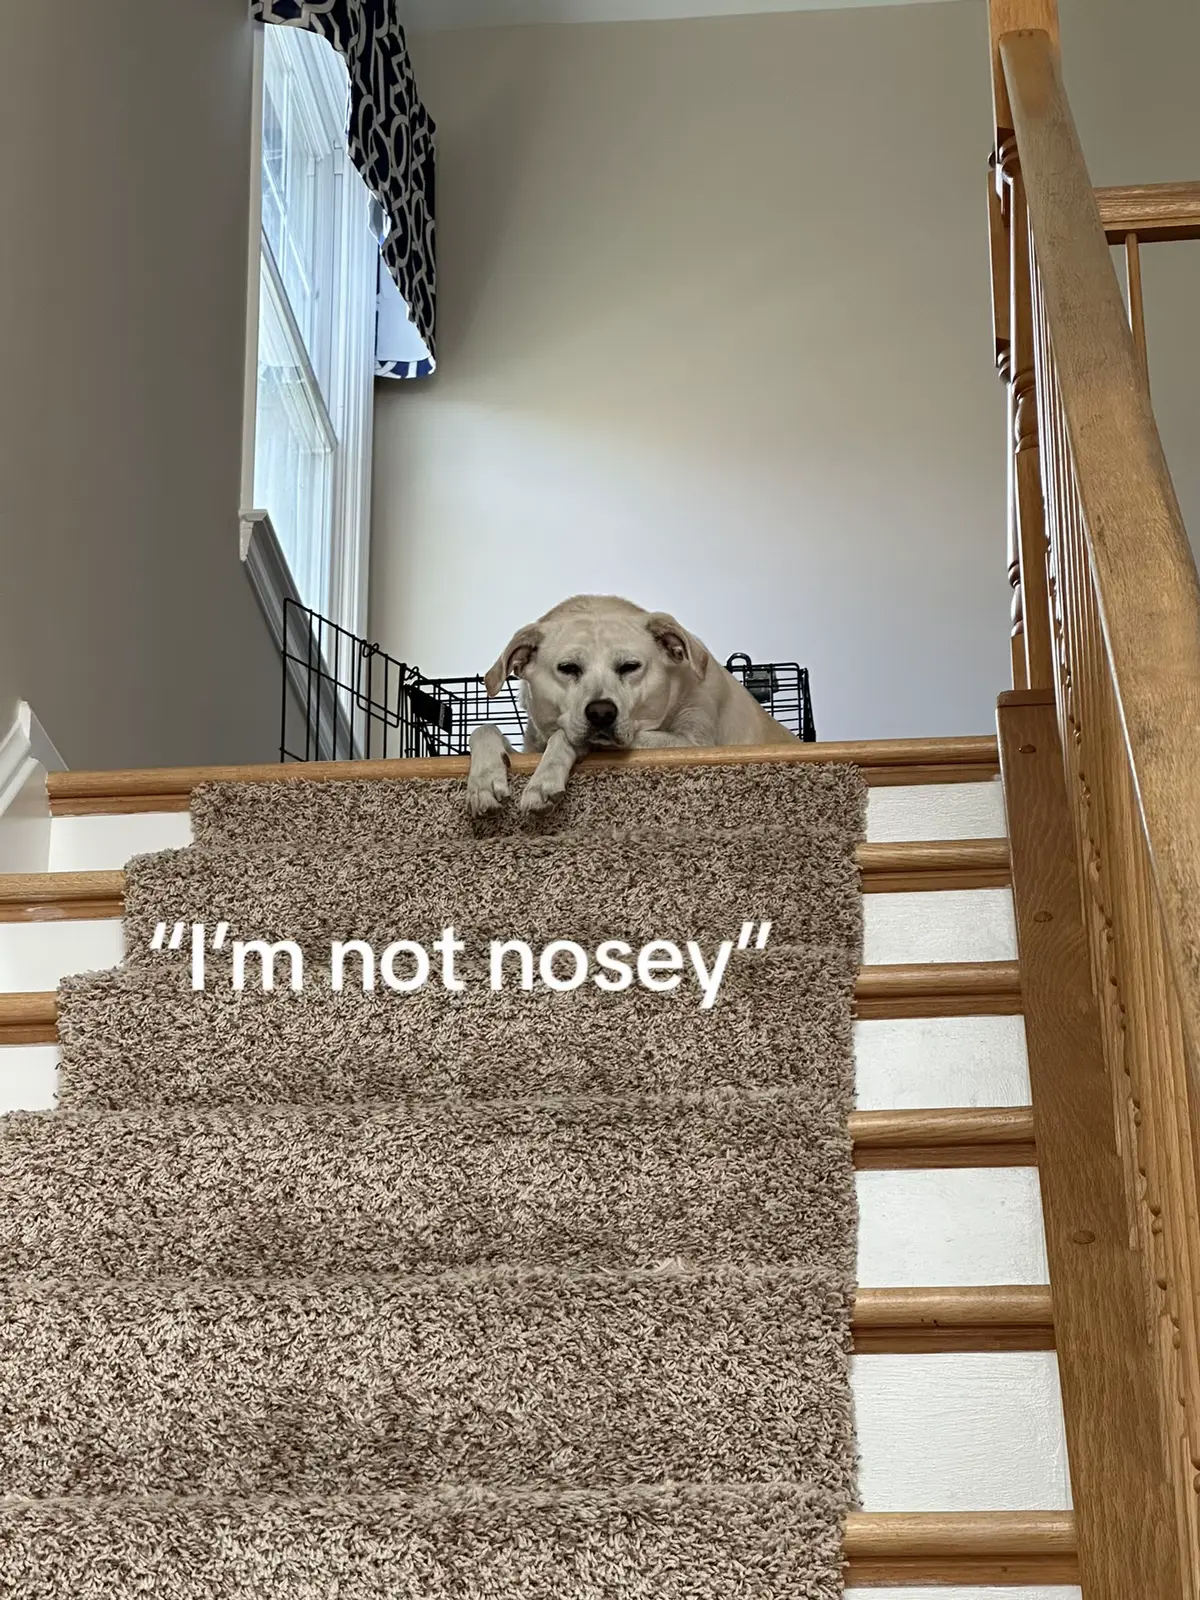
[0,761,865,1596]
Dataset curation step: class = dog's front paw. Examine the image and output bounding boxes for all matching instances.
[519,771,566,815]
[467,757,510,816]
[467,727,513,817]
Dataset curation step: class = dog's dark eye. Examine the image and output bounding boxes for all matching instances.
[617,661,641,676]
[557,662,582,678]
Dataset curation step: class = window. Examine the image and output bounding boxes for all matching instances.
[243,21,378,638]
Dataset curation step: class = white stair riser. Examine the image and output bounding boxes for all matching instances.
[45,782,1008,875]
[856,1015,1030,1109]
[49,812,192,871]
[0,1046,56,1114]
[855,1352,1071,1512]
[3,1018,1033,1116]
[0,887,1018,995]
[857,1168,1046,1286]
[0,922,124,995]
[864,888,1016,965]
[868,781,1007,842]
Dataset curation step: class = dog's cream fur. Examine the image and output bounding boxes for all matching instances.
[467,594,797,816]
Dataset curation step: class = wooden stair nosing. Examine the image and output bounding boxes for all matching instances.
[862,839,1010,892]
[0,991,58,1044]
[45,738,1002,815]
[855,961,1023,1018]
[0,841,1013,924]
[0,963,1027,1045]
[0,871,126,922]
[844,1509,1077,1585]
[854,1284,1054,1353]
[0,1505,1079,1584]
[852,1105,1035,1169]
[50,761,1004,814]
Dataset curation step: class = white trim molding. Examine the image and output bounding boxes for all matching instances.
[0,703,65,874]
[239,22,266,525]
[241,21,376,641]
[0,702,64,814]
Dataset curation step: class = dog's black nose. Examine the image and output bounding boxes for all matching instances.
[585,698,618,730]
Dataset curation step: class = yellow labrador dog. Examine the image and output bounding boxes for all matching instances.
[467,594,797,816]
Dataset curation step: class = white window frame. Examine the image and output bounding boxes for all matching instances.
[240,20,377,642]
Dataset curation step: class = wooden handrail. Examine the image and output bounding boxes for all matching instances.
[1095,180,1200,244]
[1000,28,1200,1089]
[987,0,1058,134]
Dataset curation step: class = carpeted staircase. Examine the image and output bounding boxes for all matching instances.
[0,762,865,1596]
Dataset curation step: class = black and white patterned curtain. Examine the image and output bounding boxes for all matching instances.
[253,0,436,377]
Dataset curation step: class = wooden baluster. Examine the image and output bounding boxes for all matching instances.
[1124,231,1150,391]
[1007,420,1026,690]
[987,1,1059,698]
[990,152,1026,688]
[999,140,1054,691]
[989,149,1011,376]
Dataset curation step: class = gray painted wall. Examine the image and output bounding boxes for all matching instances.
[371,0,1198,741]
[0,0,280,769]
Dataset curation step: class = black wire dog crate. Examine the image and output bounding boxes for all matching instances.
[280,600,816,763]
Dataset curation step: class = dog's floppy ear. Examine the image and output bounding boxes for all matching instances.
[484,623,543,696]
[645,612,709,678]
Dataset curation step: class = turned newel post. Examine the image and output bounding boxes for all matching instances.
[995,136,1053,692]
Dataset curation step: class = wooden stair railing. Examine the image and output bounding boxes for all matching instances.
[1095,181,1200,245]
[988,3,1200,1596]
[1095,182,1200,388]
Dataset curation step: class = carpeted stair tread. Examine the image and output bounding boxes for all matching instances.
[121,824,861,963]
[0,1091,855,1279]
[0,1265,853,1499]
[56,942,855,1111]
[0,1483,846,1599]
[191,762,865,851]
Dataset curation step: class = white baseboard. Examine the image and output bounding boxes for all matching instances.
[0,703,66,873]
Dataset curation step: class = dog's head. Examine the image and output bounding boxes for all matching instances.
[483,598,710,750]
